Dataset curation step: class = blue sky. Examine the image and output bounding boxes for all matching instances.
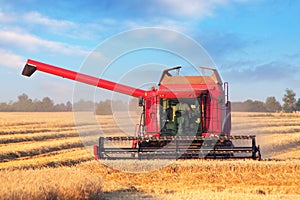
[1,0,299,103]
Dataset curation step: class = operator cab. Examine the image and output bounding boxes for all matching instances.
[160,95,208,136]
[138,66,224,138]
[155,66,213,137]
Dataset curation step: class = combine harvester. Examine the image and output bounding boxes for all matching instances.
[22,59,261,160]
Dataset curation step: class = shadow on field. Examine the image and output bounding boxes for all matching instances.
[104,186,157,200]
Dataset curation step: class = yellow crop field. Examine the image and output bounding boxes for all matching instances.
[0,112,300,199]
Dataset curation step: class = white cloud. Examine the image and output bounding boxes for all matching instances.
[22,11,113,41]
[125,18,191,33]
[0,10,105,41]
[23,11,76,30]
[155,0,252,19]
[0,10,75,30]
[0,29,89,56]
[0,11,16,23]
[0,49,24,69]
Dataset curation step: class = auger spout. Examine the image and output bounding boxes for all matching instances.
[22,59,147,98]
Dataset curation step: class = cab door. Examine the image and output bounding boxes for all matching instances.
[145,96,159,135]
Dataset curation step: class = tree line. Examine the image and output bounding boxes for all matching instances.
[232,89,300,113]
[1,89,300,113]
[0,94,72,112]
[0,93,137,114]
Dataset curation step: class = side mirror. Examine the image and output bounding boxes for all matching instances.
[138,96,144,107]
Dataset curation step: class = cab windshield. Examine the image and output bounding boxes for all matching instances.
[160,97,206,136]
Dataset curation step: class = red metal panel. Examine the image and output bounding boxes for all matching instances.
[93,145,98,160]
[206,88,223,135]
[144,95,159,135]
[157,90,206,99]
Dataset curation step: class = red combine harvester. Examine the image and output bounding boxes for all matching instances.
[22,59,261,160]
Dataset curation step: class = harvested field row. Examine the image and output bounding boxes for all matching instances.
[258,133,300,159]
[232,113,300,121]
[0,137,85,161]
[0,148,93,170]
[0,123,99,134]
[0,166,104,199]
[231,112,300,160]
[0,130,79,144]
[0,125,106,144]
[232,121,300,130]
[274,147,300,160]
[232,119,300,128]
[232,126,300,135]
[1,159,299,199]
[78,160,300,196]
[0,127,75,136]
[0,121,46,127]
[233,112,300,117]
[258,133,300,146]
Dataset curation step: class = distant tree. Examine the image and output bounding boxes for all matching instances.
[231,102,245,112]
[54,103,72,111]
[18,94,29,101]
[95,100,133,115]
[232,99,267,112]
[73,99,94,111]
[0,102,10,111]
[243,99,254,111]
[242,99,266,112]
[0,94,74,112]
[95,100,112,115]
[282,89,296,113]
[252,100,267,112]
[66,101,72,111]
[12,93,34,111]
[295,98,300,112]
[265,97,282,112]
[41,97,54,111]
